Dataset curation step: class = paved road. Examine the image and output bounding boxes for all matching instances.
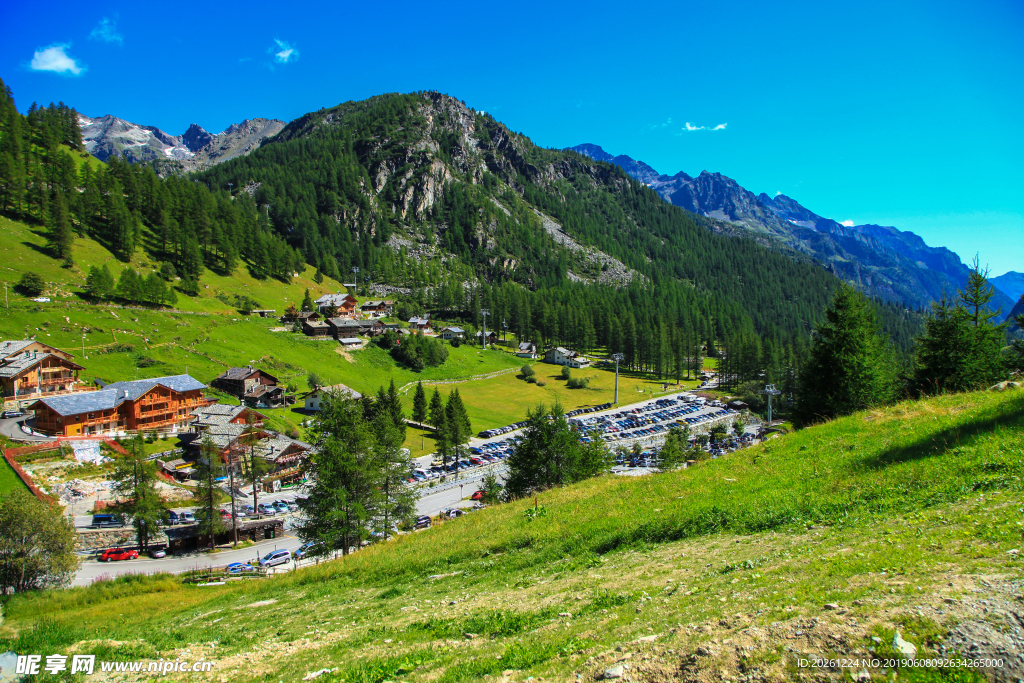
[0,415,53,442]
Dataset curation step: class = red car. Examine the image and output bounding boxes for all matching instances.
[100,548,138,562]
[470,490,486,501]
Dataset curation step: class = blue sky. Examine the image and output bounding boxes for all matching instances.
[2,0,1022,277]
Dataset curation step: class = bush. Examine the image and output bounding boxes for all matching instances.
[526,376,537,384]
[566,376,590,389]
[560,366,571,380]
[17,272,44,297]
[521,365,535,378]
[450,337,461,348]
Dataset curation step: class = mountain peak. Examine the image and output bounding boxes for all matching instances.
[182,123,214,152]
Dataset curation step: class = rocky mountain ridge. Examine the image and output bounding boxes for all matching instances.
[991,271,1024,306]
[79,114,285,171]
[569,143,1014,315]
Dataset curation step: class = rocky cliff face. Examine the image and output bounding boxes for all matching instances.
[79,114,285,171]
[570,143,1013,315]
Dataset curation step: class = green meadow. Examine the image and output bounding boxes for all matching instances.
[2,388,1019,682]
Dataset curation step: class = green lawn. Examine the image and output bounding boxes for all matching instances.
[0,458,29,495]
[401,361,702,435]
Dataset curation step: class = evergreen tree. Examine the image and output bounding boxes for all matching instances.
[85,264,115,301]
[428,388,449,465]
[371,410,416,540]
[194,437,226,550]
[296,390,380,557]
[110,435,163,552]
[796,284,897,425]
[913,263,1008,394]
[411,381,428,425]
[444,389,470,464]
[504,401,611,497]
[46,191,73,265]
[301,288,314,312]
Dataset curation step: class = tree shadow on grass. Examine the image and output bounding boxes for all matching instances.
[859,392,1024,471]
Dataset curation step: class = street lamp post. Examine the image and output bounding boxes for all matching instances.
[351,267,359,297]
[480,309,490,350]
[759,384,781,424]
[612,353,624,405]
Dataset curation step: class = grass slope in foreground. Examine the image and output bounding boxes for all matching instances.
[3,389,1022,682]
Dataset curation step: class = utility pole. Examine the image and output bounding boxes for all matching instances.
[227,453,238,547]
[351,267,359,297]
[612,353,624,405]
[480,309,489,350]
[759,384,781,424]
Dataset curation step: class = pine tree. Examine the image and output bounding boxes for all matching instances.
[301,288,314,312]
[504,401,611,497]
[796,284,897,425]
[371,410,416,540]
[46,191,74,266]
[194,437,226,550]
[912,262,1008,394]
[110,435,163,552]
[411,381,428,425]
[296,390,381,557]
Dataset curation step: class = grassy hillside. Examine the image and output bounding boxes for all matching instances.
[4,389,1021,682]
[0,214,350,316]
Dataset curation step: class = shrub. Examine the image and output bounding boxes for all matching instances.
[521,365,535,378]
[566,377,590,389]
[17,272,44,297]
[526,376,537,384]
[560,366,571,380]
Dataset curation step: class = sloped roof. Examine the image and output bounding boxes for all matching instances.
[216,366,260,381]
[105,374,207,401]
[0,340,34,358]
[441,327,464,333]
[519,342,535,351]
[35,374,207,417]
[315,293,357,306]
[34,389,120,416]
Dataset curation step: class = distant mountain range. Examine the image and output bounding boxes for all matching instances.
[991,271,1024,307]
[79,114,285,172]
[569,144,1015,316]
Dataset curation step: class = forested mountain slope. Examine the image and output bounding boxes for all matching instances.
[569,143,1012,316]
[198,94,860,350]
[0,81,921,381]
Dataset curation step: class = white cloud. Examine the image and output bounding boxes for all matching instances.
[841,220,855,227]
[271,39,299,64]
[29,44,85,76]
[683,122,727,132]
[89,17,123,45]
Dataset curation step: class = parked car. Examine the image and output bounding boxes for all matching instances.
[227,562,256,574]
[470,490,486,501]
[178,511,196,525]
[148,547,167,559]
[100,548,138,562]
[219,509,231,520]
[294,541,321,560]
[258,549,292,567]
[91,514,124,528]
[414,515,431,530]
[273,501,290,513]
[257,503,276,515]
[285,500,299,512]
[0,410,23,419]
